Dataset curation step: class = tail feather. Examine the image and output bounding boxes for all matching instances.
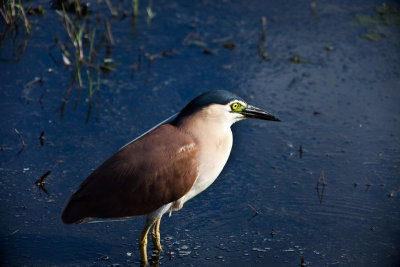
[61,198,92,224]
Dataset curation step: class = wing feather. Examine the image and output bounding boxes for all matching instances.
[61,124,198,224]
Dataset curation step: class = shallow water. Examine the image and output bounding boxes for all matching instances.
[1,0,399,266]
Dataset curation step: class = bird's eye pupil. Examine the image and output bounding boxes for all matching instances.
[232,103,239,110]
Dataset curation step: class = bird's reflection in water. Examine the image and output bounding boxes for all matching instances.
[147,251,161,267]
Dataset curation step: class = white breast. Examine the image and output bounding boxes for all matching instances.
[183,126,233,202]
[170,103,242,209]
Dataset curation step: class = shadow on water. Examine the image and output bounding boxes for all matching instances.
[0,0,400,266]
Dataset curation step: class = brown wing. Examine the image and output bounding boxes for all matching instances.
[61,124,198,224]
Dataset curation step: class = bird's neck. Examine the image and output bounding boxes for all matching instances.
[176,113,234,202]
[176,112,233,145]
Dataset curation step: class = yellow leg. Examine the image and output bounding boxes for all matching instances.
[151,217,162,252]
[139,223,152,266]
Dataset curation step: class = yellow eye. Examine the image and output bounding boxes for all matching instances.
[231,103,239,110]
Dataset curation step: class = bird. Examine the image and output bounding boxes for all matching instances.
[61,90,280,265]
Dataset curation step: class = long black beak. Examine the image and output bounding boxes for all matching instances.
[240,105,281,121]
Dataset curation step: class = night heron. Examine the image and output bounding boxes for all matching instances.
[61,90,280,265]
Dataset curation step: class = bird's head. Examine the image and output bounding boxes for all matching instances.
[172,90,280,127]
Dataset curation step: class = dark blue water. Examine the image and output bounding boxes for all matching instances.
[1,0,399,266]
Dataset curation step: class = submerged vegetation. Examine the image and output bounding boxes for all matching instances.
[0,0,161,122]
[51,0,159,122]
[356,3,400,41]
[0,0,31,62]
[52,0,153,122]
[1,0,158,122]
[55,5,104,120]
[1,0,31,34]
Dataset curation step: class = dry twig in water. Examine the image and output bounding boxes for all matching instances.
[258,16,268,61]
[317,170,327,186]
[14,128,25,150]
[35,170,51,195]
